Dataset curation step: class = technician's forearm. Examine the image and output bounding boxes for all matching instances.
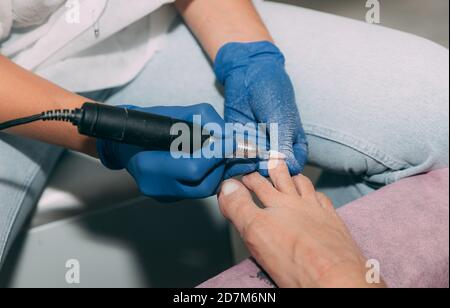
[0,55,97,156]
[175,0,273,60]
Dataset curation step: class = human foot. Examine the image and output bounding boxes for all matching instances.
[218,158,385,288]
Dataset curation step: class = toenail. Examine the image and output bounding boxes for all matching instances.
[268,159,280,170]
[269,150,286,159]
[221,181,240,196]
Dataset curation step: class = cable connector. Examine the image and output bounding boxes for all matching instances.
[0,108,83,131]
[40,109,83,125]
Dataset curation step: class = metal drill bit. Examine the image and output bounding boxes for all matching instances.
[206,136,269,160]
[234,140,270,160]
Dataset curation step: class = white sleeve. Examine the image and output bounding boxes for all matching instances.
[0,0,12,40]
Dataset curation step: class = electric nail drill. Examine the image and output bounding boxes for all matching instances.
[0,102,266,157]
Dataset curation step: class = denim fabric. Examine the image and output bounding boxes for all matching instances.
[1,1,448,268]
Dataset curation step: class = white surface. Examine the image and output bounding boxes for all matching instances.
[1,152,232,288]
[3,196,232,287]
[33,152,140,227]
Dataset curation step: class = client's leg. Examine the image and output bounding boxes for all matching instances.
[254,0,449,206]
[0,90,109,270]
[0,136,62,268]
[106,2,449,207]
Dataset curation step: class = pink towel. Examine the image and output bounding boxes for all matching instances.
[198,169,449,288]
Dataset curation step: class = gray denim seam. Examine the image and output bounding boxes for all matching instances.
[0,148,52,265]
[302,122,412,172]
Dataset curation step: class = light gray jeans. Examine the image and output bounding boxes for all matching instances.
[1,1,448,268]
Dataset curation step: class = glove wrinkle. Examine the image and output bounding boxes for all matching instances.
[215,41,309,177]
[97,104,228,200]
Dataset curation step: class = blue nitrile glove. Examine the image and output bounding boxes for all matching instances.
[97,103,229,201]
[214,41,308,178]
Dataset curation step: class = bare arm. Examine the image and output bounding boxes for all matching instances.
[175,0,273,61]
[1,0,271,155]
[0,55,97,156]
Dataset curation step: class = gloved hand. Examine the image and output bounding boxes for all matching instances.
[97,103,228,201]
[214,41,308,178]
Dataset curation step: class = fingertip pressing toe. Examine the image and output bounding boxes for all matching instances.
[267,159,281,170]
[269,150,286,160]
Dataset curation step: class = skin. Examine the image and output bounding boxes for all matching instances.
[0,55,97,155]
[0,0,271,154]
[1,0,381,288]
[174,0,273,60]
[218,158,387,288]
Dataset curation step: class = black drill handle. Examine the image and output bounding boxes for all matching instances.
[77,103,210,152]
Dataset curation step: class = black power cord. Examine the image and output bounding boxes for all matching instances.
[0,109,82,131]
[0,103,211,152]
